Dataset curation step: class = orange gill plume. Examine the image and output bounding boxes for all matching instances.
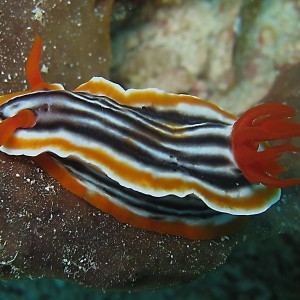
[231,103,300,188]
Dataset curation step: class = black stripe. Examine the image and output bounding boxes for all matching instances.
[75,91,234,125]
[2,90,250,190]
[31,121,248,189]
[53,155,225,222]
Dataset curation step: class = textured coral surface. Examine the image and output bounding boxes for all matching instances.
[112,0,300,114]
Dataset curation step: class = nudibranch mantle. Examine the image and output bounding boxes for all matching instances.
[0,35,299,240]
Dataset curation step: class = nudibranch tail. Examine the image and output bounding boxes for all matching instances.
[232,103,300,188]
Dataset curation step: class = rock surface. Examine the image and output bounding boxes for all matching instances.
[0,0,113,93]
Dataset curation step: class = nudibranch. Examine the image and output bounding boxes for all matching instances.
[0,36,300,240]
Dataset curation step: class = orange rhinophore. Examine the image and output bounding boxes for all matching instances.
[0,35,299,240]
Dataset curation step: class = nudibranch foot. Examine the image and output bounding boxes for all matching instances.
[232,103,300,188]
[34,153,247,240]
